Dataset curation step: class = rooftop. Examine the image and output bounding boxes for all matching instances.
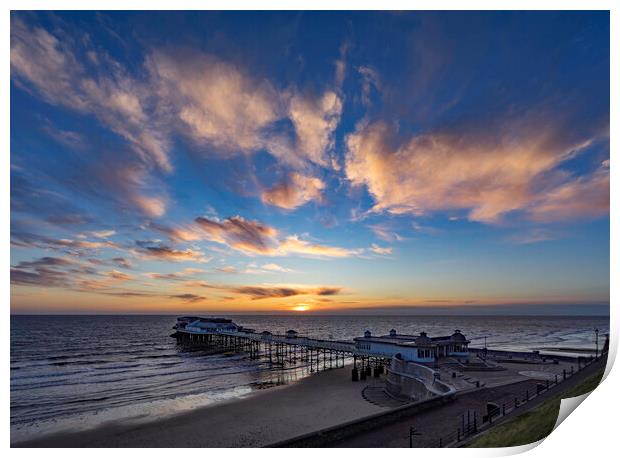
[354,330,470,347]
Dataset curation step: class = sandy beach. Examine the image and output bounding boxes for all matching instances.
[12,366,387,447]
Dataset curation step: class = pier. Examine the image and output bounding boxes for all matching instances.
[172,317,391,376]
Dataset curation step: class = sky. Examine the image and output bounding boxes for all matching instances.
[10,11,610,315]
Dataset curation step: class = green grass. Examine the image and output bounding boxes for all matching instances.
[466,368,605,448]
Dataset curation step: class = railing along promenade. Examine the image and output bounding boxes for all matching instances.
[429,351,607,448]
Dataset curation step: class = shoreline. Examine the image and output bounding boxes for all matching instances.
[13,365,388,448]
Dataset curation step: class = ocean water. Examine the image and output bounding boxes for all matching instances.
[10,314,609,443]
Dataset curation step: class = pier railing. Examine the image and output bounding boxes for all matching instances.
[178,328,358,353]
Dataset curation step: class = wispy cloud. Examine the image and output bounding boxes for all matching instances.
[261,173,325,210]
[78,230,116,239]
[11,231,119,252]
[11,267,71,288]
[194,215,365,258]
[148,49,342,169]
[368,223,403,242]
[277,235,361,258]
[112,257,132,269]
[11,17,171,172]
[261,263,294,273]
[145,267,206,281]
[527,169,609,223]
[370,244,392,255]
[103,270,134,281]
[168,293,205,303]
[230,284,342,300]
[346,119,608,224]
[216,266,238,274]
[194,216,278,255]
[507,228,557,245]
[134,241,211,263]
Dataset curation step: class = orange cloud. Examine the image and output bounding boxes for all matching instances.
[191,215,365,258]
[150,50,281,154]
[132,195,167,218]
[146,221,204,242]
[345,120,607,223]
[527,169,609,223]
[195,215,278,254]
[104,270,134,281]
[277,235,361,258]
[146,267,208,281]
[261,173,325,210]
[148,50,342,169]
[287,91,342,167]
[230,284,343,300]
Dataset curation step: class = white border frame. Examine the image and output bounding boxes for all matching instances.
[3,2,617,457]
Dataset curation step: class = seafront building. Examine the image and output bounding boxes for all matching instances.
[353,329,470,363]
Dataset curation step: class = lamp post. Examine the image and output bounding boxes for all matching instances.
[595,329,599,360]
[409,427,421,448]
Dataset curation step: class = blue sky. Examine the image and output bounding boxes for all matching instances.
[10,11,609,314]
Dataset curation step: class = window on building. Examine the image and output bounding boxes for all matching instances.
[418,349,431,358]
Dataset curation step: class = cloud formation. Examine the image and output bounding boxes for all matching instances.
[195,216,278,254]
[370,244,392,255]
[527,169,609,223]
[148,50,342,169]
[287,91,343,167]
[192,215,364,258]
[11,267,71,288]
[11,231,119,252]
[261,263,294,273]
[261,173,325,210]
[230,284,342,300]
[11,19,343,223]
[134,241,210,262]
[278,235,361,258]
[104,270,134,281]
[11,17,171,172]
[345,120,608,223]
[168,293,205,303]
[146,268,206,281]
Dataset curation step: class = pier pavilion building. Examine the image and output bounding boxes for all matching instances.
[353,329,470,363]
[179,317,239,333]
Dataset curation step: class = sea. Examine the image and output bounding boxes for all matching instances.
[10,314,609,443]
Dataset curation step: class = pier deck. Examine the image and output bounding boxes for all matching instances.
[173,327,390,375]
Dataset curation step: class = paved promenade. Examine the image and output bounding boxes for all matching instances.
[331,357,606,448]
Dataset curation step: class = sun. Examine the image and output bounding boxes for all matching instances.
[292,305,309,312]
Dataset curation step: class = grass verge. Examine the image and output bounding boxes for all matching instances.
[466,368,604,448]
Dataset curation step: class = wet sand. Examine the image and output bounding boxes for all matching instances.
[13,365,387,448]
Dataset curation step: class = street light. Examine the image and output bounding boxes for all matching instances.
[409,427,421,448]
[595,329,599,360]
